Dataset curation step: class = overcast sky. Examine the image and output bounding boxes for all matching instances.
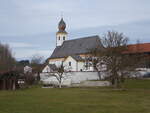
[0,0,150,60]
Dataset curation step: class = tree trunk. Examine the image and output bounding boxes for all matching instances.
[59,81,62,88]
[37,72,40,81]
[113,75,120,88]
[9,79,12,90]
[98,71,101,80]
[12,79,16,90]
[113,78,118,88]
[95,67,101,80]
[3,79,6,90]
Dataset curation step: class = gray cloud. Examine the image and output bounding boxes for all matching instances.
[1,0,150,35]
[0,0,150,59]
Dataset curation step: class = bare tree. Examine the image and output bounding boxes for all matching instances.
[90,31,143,88]
[50,64,70,88]
[31,54,44,65]
[87,47,104,80]
[0,43,23,90]
[30,54,44,82]
[24,72,35,85]
[0,43,16,72]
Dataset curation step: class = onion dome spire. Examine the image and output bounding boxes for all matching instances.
[58,18,66,32]
[56,17,68,46]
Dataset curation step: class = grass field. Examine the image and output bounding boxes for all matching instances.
[0,79,150,113]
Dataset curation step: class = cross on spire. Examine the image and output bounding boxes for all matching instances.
[61,11,63,19]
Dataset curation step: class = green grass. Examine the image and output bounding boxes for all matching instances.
[0,79,150,113]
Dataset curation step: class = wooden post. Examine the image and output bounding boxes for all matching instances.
[3,79,6,90]
[12,78,16,90]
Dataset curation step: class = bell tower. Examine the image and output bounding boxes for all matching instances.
[56,18,68,46]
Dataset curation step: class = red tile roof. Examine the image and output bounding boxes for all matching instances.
[125,43,150,53]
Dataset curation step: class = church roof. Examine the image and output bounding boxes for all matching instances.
[50,35,103,59]
[71,55,84,61]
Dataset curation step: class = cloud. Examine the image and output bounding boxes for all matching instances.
[0,0,150,59]
[8,42,38,48]
[0,0,150,36]
[14,49,53,60]
[10,19,150,60]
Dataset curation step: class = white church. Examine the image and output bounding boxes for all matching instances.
[42,18,103,73]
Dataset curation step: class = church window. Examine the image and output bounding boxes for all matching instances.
[63,36,65,40]
[69,62,71,66]
[85,62,88,70]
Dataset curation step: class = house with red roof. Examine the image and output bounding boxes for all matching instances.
[125,43,150,68]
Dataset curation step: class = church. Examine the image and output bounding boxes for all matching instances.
[42,18,103,72]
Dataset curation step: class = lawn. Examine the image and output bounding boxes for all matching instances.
[0,79,150,113]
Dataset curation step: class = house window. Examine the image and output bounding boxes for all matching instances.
[69,62,71,66]
[58,36,60,40]
[85,61,89,70]
[63,36,65,40]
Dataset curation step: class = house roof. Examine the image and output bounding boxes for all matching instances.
[48,64,57,71]
[50,35,103,59]
[125,43,150,53]
[69,55,84,61]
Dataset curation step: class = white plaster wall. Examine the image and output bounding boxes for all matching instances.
[83,66,94,71]
[24,66,32,73]
[40,72,72,86]
[48,57,95,72]
[70,72,99,83]
[42,65,51,73]
[56,34,67,46]
[64,56,77,71]
[77,62,84,71]
[82,61,95,72]
[40,72,107,85]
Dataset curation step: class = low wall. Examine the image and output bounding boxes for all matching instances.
[70,72,99,83]
[40,72,107,85]
[72,81,110,87]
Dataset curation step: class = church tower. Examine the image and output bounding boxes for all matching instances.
[56,18,68,46]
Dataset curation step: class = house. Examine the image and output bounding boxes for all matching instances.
[0,71,19,90]
[24,65,32,74]
[125,43,150,68]
[42,64,57,73]
[126,43,150,54]
[47,18,103,72]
